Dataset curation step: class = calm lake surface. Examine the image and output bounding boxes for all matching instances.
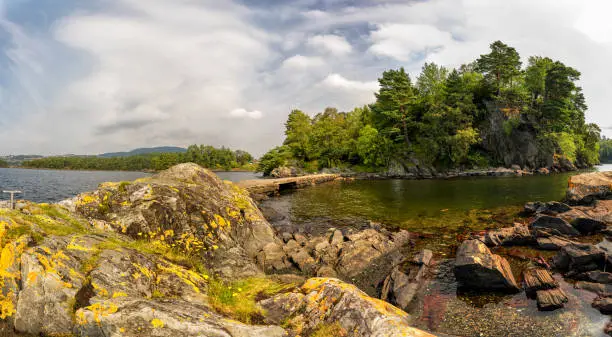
[0,168,260,203]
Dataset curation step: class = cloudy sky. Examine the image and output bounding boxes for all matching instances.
[0,0,611,156]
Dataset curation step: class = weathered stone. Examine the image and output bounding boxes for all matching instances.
[14,235,103,335]
[330,229,344,246]
[536,288,568,311]
[480,223,534,246]
[571,217,606,235]
[412,249,433,266]
[524,201,571,215]
[316,266,337,278]
[530,215,580,236]
[567,171,612,204]
[288,249,316,273]
[70,163,281,279]
[336,229,409,278]
[575,281,612,296]
[293,233,307,246]
[523,268,558,295]
[537,236,575,250]
[280,232,292,243]
[381,251,431,310]
[454,240,519,291]
[576,271,612,284]
[257,242,291,272]
[260,278,436,337]
[593,297,612,314]
[552,243,605,272]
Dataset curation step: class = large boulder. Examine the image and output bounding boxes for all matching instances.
[552,243,606,273]
[67,163,285,279]
[524,201,571,215]
[260,278,436,337]
[381,250,433,310]
[530,215,580,236]
[454,240,519,291]
[567,171,612,204]
[479,223,534,246]
[571,218,606,235]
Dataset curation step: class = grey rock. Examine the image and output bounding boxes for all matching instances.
[576,271,612,284]
[571,217,606,235]
[454,240,519,291]
[531,215,580,236]
[261,278,436,337]
[524,201,571,215]
[594,297,612,315]
[552,243,605,272]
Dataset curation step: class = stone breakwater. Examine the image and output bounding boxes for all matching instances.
[237,173,341,199]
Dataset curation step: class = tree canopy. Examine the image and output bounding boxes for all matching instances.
[259,40,600,175]
[22,145,254,172]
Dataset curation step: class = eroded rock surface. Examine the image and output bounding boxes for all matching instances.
[260,277,436,337]
[567,171,612,204]
[454,240,519,291]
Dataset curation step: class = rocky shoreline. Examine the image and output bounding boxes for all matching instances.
[0,163,609,336]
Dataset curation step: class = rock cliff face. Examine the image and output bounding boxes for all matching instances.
[0,163,433,337]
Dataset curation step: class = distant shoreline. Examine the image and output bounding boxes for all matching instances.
[1,166,257,174]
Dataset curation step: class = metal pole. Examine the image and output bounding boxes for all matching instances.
[2,191,22,209]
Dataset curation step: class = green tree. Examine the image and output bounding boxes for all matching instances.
[283,110,313,161]
[416,62,448,103]
[371,68,416,148]
[476,41,522,94]
[257,146,291,176]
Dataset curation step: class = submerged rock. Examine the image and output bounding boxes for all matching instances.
[454,240,519,291]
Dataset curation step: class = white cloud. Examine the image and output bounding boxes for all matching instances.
[280,54,325,69]
[3,0,612,156]
[322,74,378,92]
[307,34,352,56]
[229,108,263,120]
[368,23,455,62]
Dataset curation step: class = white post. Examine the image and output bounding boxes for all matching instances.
[2,191,22,209]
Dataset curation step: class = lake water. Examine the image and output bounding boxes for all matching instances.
[0,168,260,203]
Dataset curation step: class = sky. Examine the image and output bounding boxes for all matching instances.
[1,0,612,156]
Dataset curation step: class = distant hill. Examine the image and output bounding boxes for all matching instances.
[99,146,187,158]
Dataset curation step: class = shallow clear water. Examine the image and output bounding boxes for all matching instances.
[260,169,612,337]
[268,173,578,233]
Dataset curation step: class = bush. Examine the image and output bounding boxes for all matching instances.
[257,146,292,176]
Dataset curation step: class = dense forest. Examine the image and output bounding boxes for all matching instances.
[22,145,254,171]
[0,159,7,168]
[258,41,601,176]
[600,137,612,163]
